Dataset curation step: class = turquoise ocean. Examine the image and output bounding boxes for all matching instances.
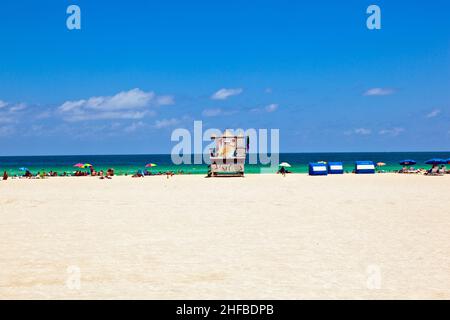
[1,152,449,176]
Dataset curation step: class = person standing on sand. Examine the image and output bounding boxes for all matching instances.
[3,171,8,180]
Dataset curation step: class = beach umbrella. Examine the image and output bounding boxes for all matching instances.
[376,162,386,167]
[73,163,84,168]
[279,162,291,167]
[82,163,93,168]
[399,160,416,166]
[425,159,446,165]
[145,163,157,168]
[19,167,29,171]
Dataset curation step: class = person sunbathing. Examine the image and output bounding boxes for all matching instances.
[278,166,286,177]
[132,173,143,178]
[426,165,441,176]
[166,171,174,179]
[132,170,144,178]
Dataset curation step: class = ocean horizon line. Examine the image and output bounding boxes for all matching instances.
[1,150,450,158]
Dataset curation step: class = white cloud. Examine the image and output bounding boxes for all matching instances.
[153,118,180,129]
[363,88,395,96]
[59,100,86,112]
[426,109,441,118]
[345,128,372,135]
[211,88,243,100]
[58,88,168,121]
[202,108,238,117]
[64,111,151,122]
[156,95,175,106]
[354,128,371,135]
[68,88,154,112]
[124,121,146,133]
[9,103,27,112]
[35,110,52,120]
[250,104,279,113]
[265,103,278,112]
[379,127,405,136]
[0,100,8,109]
[202,108,223,117]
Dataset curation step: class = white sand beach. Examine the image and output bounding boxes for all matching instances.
[0,174,449,299]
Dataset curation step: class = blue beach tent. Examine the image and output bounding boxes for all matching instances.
[355,161,375,174]
[327,162,344,174]
[309,162,328,176]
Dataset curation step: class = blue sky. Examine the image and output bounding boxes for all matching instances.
[0,0,449,155]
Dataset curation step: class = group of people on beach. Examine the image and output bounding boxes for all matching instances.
[1,163,448,180]
[76,167,115,179]
[1,168,186,180]
[423,165,449,176]
[131,170,182,179]
[1,167,115,180]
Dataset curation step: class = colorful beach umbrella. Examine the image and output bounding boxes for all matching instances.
[399,160,416,166]
[425,159,446,165]
[19,167,29,171]
[376,162,386,167]
[82,163,93,168]
[145,163,157,168]
[279,162,291,167]
[73,163,84,168]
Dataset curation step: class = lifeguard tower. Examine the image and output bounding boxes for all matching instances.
[208,130,247,177]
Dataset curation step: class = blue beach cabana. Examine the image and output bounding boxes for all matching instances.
[355,161,375,174]
[308,162,328,176]
[327,162,344,174]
